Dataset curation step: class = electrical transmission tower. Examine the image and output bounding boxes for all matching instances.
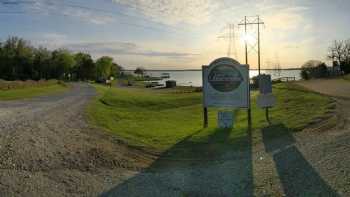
[238,15,265,75]
[218,23,238,58]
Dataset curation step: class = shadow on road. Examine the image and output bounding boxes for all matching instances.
[101,126,254,197]
[262,124,339,196]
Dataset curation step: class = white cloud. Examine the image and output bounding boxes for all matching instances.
[63,41,199,58]
[33,33,69,49]
[24,0,114,25]
[112,0,221,25]
[61,8,114,25]
[264,6,309,31]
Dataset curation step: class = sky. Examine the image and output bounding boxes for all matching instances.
[1,0,350,70]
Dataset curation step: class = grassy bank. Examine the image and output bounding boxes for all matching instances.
[88,83,333,155]
[0,81,68,100]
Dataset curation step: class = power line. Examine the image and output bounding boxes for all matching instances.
[238,15,265,75]
[218,23,237,58]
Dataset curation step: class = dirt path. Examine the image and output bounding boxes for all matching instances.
[0,83,153,197]
[297,79,350,99]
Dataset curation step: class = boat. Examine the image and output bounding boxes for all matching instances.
[161,73,170,78]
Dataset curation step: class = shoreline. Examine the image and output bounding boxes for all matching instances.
[124,68,302,72]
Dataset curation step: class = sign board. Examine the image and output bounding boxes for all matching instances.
[203,57,249,108]
[258,74,272,94]
[218,111,234,128]
[257,93,276,108]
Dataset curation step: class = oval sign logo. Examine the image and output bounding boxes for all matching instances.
[208,64,243,92]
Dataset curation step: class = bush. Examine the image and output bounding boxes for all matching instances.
[300,60,329,80]
[0,79,60,90]
[300,69,310,80]
[340,61,350,74]
[251,76,259,89]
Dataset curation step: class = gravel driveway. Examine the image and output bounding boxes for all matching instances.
[297,79,350,99]
[0,83,152,197]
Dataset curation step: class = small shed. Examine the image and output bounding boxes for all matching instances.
[166,80,176,88]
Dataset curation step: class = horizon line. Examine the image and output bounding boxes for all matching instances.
[123,68,302,71]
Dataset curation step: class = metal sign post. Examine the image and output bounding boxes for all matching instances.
[257,74,276,124]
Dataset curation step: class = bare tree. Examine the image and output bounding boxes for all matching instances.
[328,40,345,64]
[327,40,350,64]
[344,39,350,62]
[328,40,350,73]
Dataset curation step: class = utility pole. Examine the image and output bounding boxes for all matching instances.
[218,23,238,58]
[242,16,251,125]
[238,15,265,126]
[238,15,265,74]
[244,16,248,65]
[257,16,261,75]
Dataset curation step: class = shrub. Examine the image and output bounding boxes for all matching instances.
[300,60,329,80]
[251,76,259,89]
[340,61,350,74]
[300,69,310,80]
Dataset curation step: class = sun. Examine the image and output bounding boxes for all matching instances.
[241,33,256,45]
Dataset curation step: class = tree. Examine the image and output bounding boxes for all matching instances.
[300,60,329,80]
[50,49,75,79]
[0,36,123,81]
[33,47,52,80]
[328,39,350,74]
[74,53,95,80]
[134,67,145,77]
[96,56,113,80]
[111,63,123,78]
[0,37,35,80]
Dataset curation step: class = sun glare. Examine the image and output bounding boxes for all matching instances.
[241,33,256,45]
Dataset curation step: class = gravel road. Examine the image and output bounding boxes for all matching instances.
[0,83,153,197]
[2,81,350,196]
[298,79,350,99]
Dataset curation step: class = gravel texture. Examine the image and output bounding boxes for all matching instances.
[0,83,153,197]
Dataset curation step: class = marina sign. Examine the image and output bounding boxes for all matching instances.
[203,57,249,108]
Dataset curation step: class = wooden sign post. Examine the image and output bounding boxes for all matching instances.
[202,57,250,128]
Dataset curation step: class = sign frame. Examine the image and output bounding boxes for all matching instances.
[202,57,250,109]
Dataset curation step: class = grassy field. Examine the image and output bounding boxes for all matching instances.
[344,74,350,81]
[88,82,333,157]
[0,83,68,100]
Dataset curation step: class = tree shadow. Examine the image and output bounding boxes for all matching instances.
[101,126,253,197]
[262,124,339,196]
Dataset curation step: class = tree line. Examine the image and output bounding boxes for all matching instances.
[0,37,123,81]
[301,39,350,80]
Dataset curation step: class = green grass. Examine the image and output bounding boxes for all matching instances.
[0,83,68,100]
[87,83,333,156]
[344,74,350,81]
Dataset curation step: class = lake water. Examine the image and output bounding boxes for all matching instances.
[145,70,301,87]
